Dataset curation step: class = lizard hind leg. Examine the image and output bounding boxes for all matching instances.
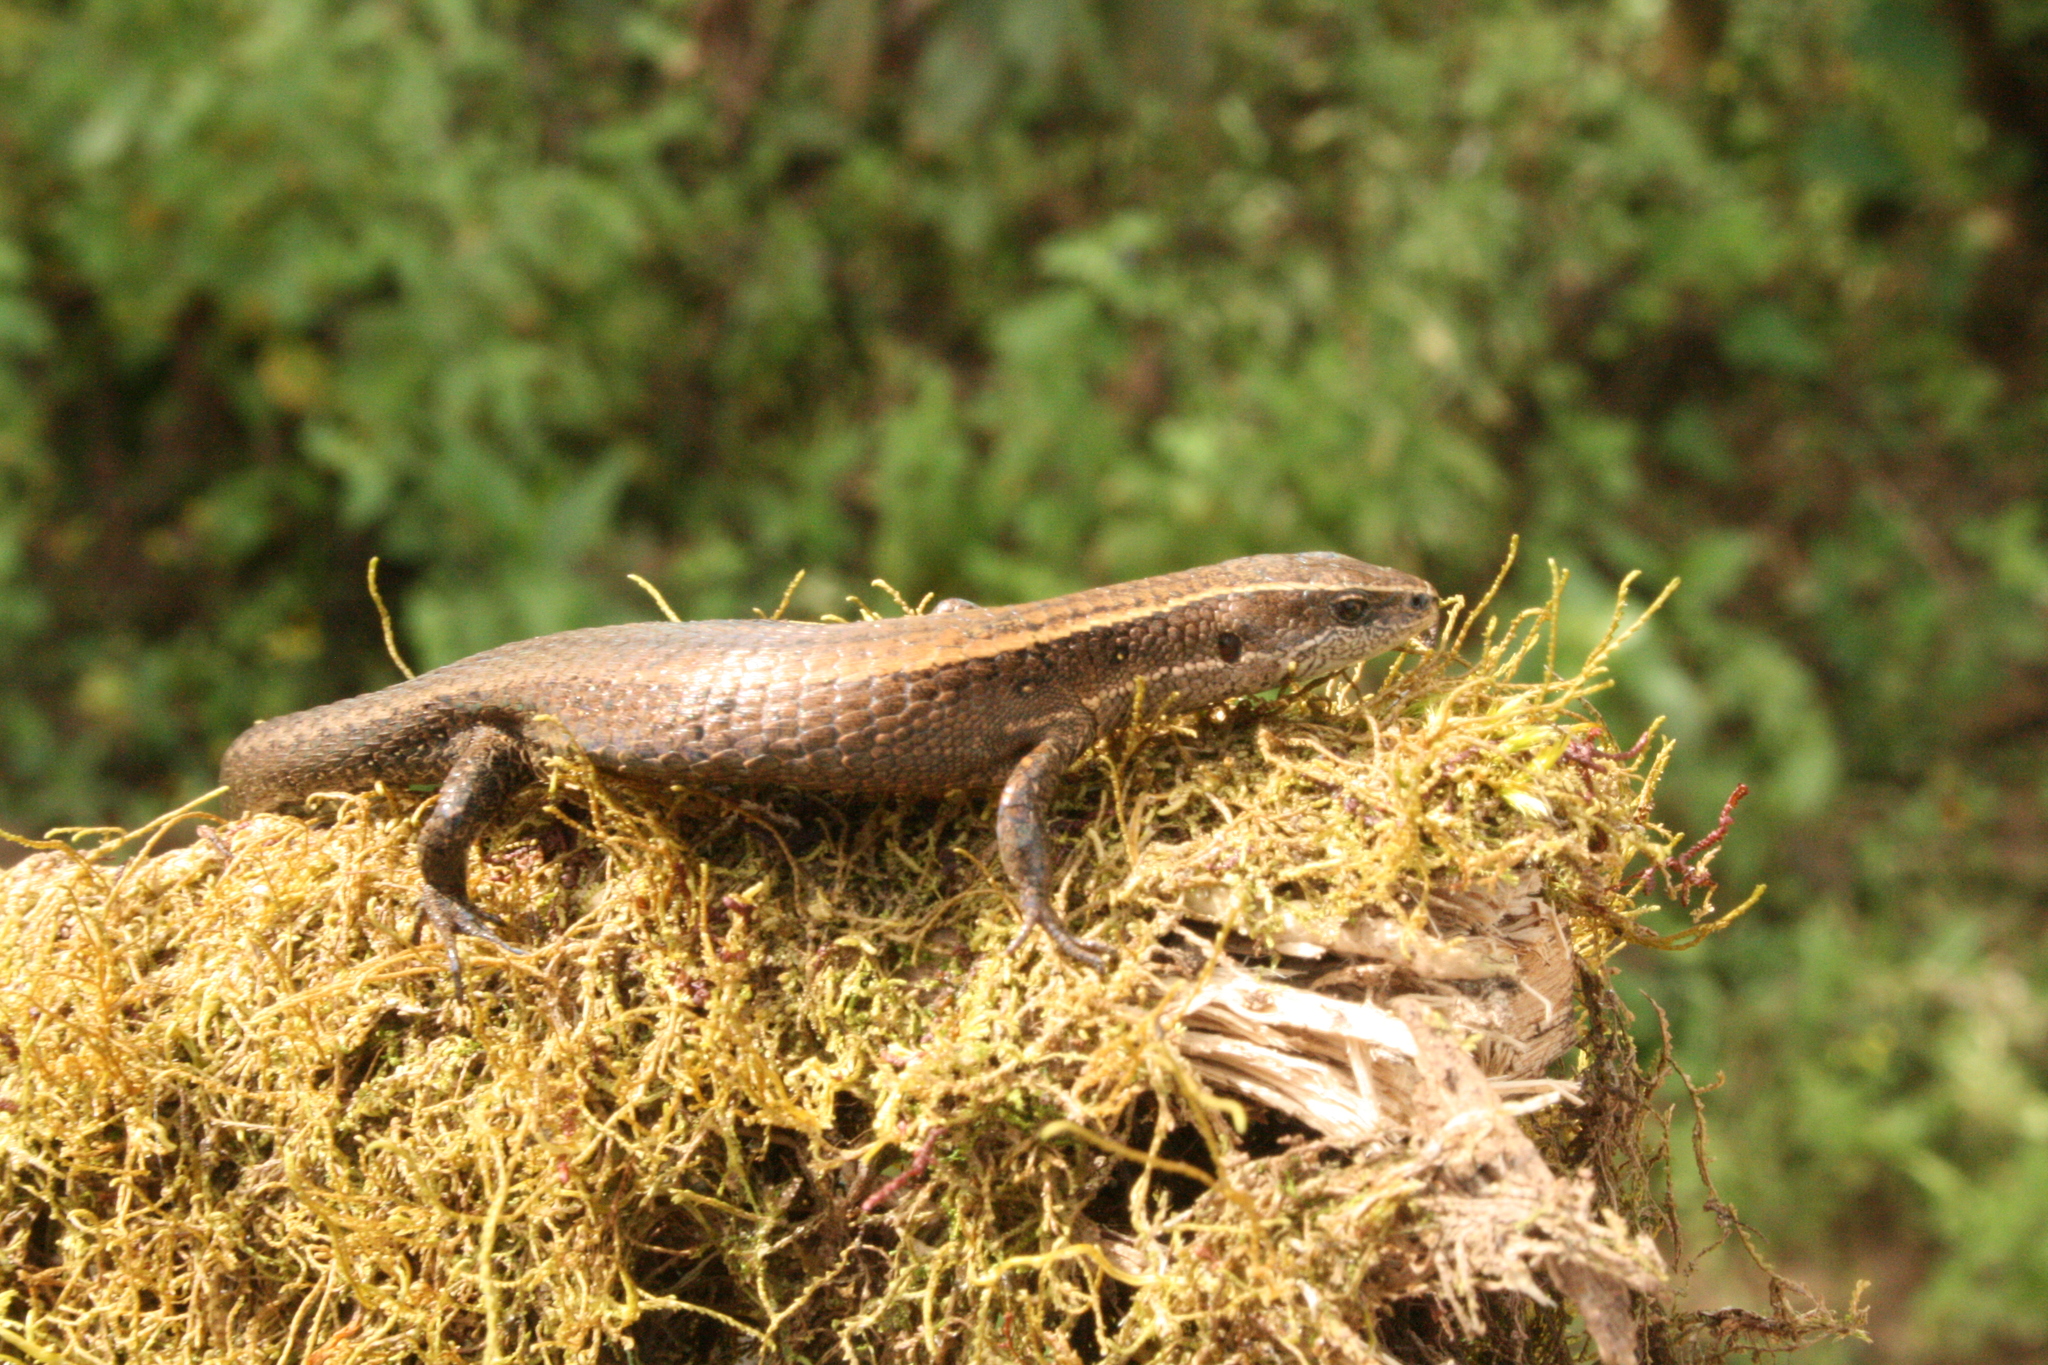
[413,724,534,999]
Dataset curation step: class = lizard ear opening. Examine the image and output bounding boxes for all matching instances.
[1217,631,1244,664]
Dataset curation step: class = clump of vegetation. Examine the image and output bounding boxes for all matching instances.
[0,573,1861,1362]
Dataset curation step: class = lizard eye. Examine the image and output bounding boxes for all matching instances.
[1331,596,1370,625]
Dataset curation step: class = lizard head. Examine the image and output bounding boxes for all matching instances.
[1189,552,1439,694]
[1132,552,1438,714]
[1266,550,1439,682]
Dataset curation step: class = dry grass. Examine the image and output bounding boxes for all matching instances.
[0,562,1863,1364]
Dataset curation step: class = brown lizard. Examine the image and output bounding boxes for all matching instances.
[221,553,1438,992]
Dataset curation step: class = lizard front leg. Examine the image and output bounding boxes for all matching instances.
[996,718,1112,971]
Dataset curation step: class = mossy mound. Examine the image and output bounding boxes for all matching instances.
[0,569,1860,1363]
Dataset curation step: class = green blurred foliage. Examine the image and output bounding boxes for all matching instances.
[2,0,2046,1357]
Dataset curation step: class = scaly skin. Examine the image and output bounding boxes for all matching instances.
[222,552,1439,993]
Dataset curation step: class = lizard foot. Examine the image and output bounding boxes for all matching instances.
[1008,904,1113,974]
[418,887,527,1001]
